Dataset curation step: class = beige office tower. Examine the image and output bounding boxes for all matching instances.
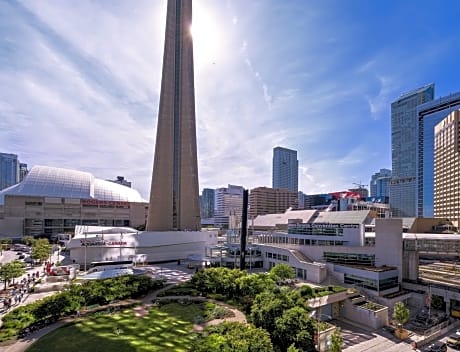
[147,0,200,231]
[434,109,460,221]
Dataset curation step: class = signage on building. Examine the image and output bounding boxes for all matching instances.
[293,223,360,229]
[79,239,128,247]
[81,199,130,207]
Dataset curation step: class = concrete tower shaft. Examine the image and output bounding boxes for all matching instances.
[147,0,200,231]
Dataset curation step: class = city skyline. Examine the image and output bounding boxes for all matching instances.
[1,1,460,199]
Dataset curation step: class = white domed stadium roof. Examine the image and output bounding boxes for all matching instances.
[0,165,146,204]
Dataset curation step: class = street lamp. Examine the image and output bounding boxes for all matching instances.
[119,232,123,260]
[84,227,88,272]
[311,309,333,352]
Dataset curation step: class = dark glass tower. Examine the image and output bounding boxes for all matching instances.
[147,0,200,231]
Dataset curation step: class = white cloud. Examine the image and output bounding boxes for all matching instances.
[7,0,450,200]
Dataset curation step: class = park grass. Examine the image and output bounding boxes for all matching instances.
[26,303,203,352]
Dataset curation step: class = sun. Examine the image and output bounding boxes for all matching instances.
[191,3,222,69]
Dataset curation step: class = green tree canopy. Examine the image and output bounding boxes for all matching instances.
[273,306,315,352]
[31,238,52,263]
[392,302,410,328]
[191,322,274,352]
[269,263,295,281]
[21,236,35,246]
[328,328,343,352]
[250,286,304,335]
[0,260,26,289]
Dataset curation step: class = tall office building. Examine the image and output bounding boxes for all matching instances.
[416,92,460,217]
[200,188,215,219]
[370,168,391,200]
[147,0,200,231]
[19,163,28,182]
[272,147,298,193]
[214,185,244,229]
[249,186,298,218]
[0,153,20,191]
[298,191,306,210]
[434,110,460,220]
[390,84,434,217]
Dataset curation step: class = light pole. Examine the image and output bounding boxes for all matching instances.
[84,228,87,272]
[311,309,333,352]
[119,232,123,260]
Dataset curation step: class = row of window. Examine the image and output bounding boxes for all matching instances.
[288,225,344,236]
[324,252,375,266]
[266,252,289,262]
[344,273,398,291]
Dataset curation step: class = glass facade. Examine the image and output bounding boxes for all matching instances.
[369,168,391,199]
[272,147,298,193]
[416,92,460,217]
[344,273,398,292]
[390,84,434,217]
[0,153,19,191]
[200,188,215,218]
[324,252,375,266]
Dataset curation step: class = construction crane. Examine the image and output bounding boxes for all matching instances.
[352,182,367,189]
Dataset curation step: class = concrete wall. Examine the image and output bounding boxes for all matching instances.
[375,219,403,281]
[260,244,327,283]
[343,299,389,329]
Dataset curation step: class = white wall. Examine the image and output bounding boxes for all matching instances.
[375,219,403,281]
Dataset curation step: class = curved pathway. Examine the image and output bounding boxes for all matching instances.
[1,285,247,352]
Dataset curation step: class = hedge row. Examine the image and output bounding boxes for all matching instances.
[0,275,164,342]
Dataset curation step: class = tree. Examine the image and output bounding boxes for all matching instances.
[21,236,35,246]
[328,328,343,352]
[392,302,410,330]
[273,306,315,351]
[250,287,305,336]
[269,263,295,282]
[191,322,274,352]
[31,238,52,263]
[0,260,26,290]
[0,237,12,251]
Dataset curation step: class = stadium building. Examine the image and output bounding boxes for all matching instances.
[0,165,148,238]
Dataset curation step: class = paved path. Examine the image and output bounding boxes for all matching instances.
[0,283,248,352]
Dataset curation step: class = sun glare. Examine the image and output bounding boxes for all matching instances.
[191,4,222,69]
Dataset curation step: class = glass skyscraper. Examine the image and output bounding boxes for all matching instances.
[390,84,434,217]
[272,147,298,193]
[200,188,215,219]
[370,168,391,201]
[0,153,20,191]
[416,92,460,217]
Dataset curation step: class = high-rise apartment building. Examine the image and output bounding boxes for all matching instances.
[416,92,460,217]
[434,110,460,220]
[214,185,244,229]
[272,147,298,193]
[298,191,306,210]
[200,188,215,219]
[370,169,391,200]
[147,0,200,231]
[390,84,434,217]
[249,187,298,219]
[0,153,20,191]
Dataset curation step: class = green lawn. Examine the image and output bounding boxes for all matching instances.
[26,304,203,352]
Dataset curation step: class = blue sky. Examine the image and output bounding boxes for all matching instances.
[1,0,460,199]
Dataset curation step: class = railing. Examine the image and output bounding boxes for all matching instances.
[290,249,313,263]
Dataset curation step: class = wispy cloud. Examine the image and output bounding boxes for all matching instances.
[1,0,458,198]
